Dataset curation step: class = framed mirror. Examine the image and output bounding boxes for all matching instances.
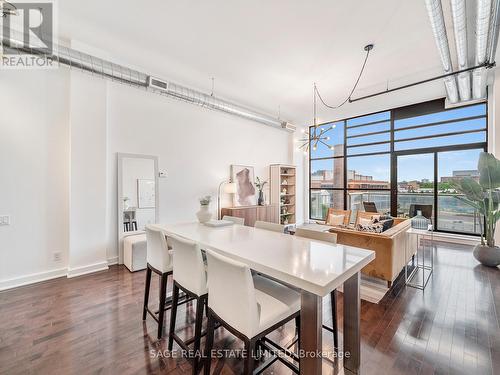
[117,153,159,264]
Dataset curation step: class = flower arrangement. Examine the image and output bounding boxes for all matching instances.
[199,196,212,206]
[255,177,267,193]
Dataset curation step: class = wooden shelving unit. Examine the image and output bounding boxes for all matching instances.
[270,164,296,225]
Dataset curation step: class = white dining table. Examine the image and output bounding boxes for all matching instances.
[152,222,375,375]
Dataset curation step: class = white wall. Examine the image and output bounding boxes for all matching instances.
[68,71,109,277]
[0,69,70,288]
[106,82,291,260]
[0,66,293,288]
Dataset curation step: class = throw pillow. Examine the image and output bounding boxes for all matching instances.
[328,214,345,226]
[379,218,394,231]
[356,222,384,233]
[358,217,373,226]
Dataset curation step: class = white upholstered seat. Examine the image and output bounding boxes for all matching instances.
[168,235,208,375]
[145,226,173,273]
[205,249,299,339]
[143,225,174,339]
[254,220,285,233]
[169,234,207,297]
[253,275,300,335]
[222,215,245,225]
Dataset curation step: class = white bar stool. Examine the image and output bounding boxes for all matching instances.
[167,235,208,375]
[222,215,245,225]
[204,249,301,375]
[254,220,285,233]
[143,226,173,339]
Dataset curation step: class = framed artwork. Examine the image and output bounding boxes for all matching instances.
[137,179,156,208]
[231,165,256,206]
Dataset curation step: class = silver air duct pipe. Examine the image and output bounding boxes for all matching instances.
[487,0,500,69]
[473,0,492,99]
[450,0,471,101]
[424,0,459,103]
[1,32,293,132]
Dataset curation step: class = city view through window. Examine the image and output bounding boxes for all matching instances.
[309,100,487,235]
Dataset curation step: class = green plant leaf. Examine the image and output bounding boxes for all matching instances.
[453,177,484,202]
[478,152,500,189]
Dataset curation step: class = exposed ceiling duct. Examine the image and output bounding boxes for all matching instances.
[450,0,471,101]
[1,31,294,132]
[424,0,459,103]
[473,0,492,99]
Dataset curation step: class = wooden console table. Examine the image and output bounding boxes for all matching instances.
[221,205,278,227]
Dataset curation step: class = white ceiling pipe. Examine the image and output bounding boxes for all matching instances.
[450,0,471,101]
[425,0,459,103]
[473,0,493,99]
[1,29,292,132]
[487,0,500,66]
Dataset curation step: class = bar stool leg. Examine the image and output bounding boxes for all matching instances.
[295,315,301,349]
[192,295,206,375]
[168,283,180,350]
[204,311,216,375]
[331,289,338,351]
[243,338,256,375]
[142,266,152,320]
[157,273,168,339]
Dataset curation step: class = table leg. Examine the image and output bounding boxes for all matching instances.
[300,291,322,375]
[343,271,361,375]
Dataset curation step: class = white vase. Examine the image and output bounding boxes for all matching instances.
[196,205,212,223]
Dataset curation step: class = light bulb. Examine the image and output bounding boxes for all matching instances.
[301,128,306,134]
[325,136,330,141]
[313,145,317,151]
[303,150,308,155]
[329,146,334,150]
[331,124,336,129]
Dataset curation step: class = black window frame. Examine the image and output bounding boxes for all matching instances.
[308,98,488,236]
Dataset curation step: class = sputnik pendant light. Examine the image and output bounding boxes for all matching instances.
[297,44,374,155]
[297,84,336,154]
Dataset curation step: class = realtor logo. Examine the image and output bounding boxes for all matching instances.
[1,1,56,69]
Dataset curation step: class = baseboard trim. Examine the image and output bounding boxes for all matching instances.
[67,261,109,278]
[0,267,68,291]
[107,256,118,266]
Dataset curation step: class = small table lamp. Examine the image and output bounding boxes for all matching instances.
[217,180,237,219]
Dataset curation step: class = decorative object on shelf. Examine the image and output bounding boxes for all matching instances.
[283,217,289,225]
[217,179,237,219]
[297,45,374,155]
[270,164,296,225]
[410,210,431,230]
[231,165,256,206]
[452,152,500,267]
[123,197,130,210]
[255,176,268,206]
[196,196,212,223]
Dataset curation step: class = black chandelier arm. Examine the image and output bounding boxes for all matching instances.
[314,44,373,110]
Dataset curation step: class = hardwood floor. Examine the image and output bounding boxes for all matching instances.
[0,242,498,375]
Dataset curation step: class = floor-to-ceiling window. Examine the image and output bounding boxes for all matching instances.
[309,98,487,235]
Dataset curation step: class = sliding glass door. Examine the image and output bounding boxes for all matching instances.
[437,149,482,234]
[396,153,435,218]
[395,148,483,235]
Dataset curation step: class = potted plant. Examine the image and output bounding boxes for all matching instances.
[453,152,500,267]
[255,177,268,206]
[196,195,212,223]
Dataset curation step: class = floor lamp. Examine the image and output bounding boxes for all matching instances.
[217,180,237,220]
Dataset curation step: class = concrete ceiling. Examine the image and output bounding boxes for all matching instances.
[58,0,452,126]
